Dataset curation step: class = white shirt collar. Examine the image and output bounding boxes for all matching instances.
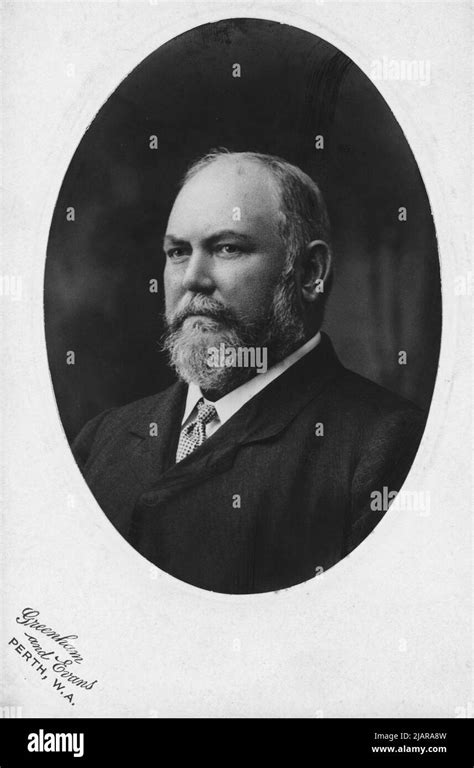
[181,331,321,427]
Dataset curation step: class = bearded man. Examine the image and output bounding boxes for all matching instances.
[73,149,425,594]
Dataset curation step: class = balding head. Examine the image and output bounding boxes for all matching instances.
[181,149,332,272]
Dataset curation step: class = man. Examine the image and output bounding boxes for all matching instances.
[73,149,425,594]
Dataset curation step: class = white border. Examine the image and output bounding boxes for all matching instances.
[3,0,471,717]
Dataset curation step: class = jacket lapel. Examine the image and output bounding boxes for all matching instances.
[125,380,187,492]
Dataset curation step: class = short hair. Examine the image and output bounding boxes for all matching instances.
[180,148,333,307]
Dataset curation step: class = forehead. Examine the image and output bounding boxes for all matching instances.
[166,159,283,238]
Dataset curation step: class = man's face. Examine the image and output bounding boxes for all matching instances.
[163,158,288,328]
[162,158,305,395]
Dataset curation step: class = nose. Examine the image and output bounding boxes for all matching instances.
[181,250,215,294]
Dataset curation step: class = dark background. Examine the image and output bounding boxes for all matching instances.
[44,18,441,442]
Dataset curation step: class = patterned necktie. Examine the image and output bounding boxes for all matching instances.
[176,398,218,463]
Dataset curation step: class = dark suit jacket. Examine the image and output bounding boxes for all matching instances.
[72,334,426,594]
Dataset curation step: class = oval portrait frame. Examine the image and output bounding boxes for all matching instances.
[42,11,448,603]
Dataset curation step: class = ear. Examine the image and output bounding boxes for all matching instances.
[300,240,331,303]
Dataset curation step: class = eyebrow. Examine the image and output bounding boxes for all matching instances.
[163,230,256,247]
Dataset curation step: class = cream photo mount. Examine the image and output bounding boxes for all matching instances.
[4,1,470,718]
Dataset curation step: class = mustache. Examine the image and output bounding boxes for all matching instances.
[165,295,240,332]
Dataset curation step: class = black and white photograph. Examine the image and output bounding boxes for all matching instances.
[1,0,472,753]
[45,19,440,594]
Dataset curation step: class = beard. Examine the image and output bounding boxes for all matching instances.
[162,269,306,398]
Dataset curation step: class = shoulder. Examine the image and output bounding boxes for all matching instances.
[333,367,424,420]
[311,333,425,427]
[322,368,427,502]
[71,382,182,465]
[306,343,427,473]
[103,385,180,430]
[327,368,427,459]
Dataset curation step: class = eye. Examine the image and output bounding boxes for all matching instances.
[216,243,241,256]
[166,247,187,260]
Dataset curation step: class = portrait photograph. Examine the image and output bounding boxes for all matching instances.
[2,0,471,730]
[45,18,441,594]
